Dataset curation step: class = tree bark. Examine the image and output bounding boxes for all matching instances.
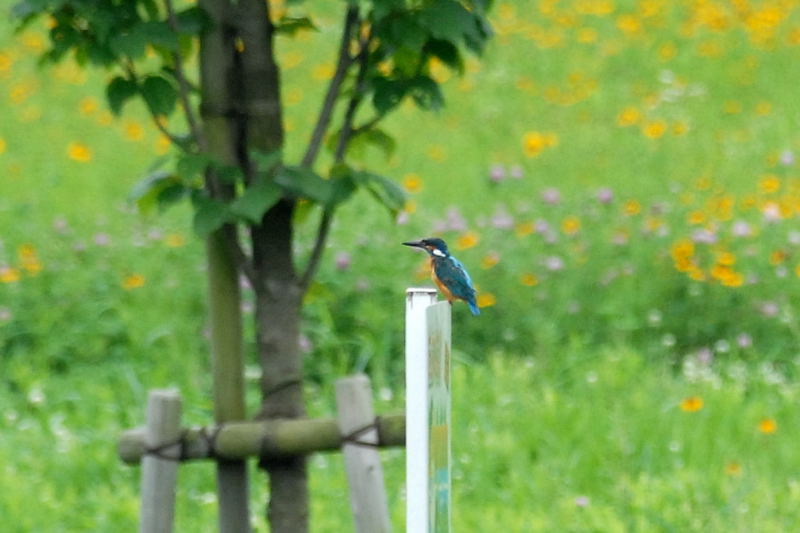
[233,0,309,531]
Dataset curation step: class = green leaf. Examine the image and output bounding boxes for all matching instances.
[229,179,282,223]
[355,128,396,160]
[274,16,316,36]
[192,194,234,237]
[352,170,406,215]
[250,148,283,172]
[409,75,444,110]
[138,21,179,50]
[129,171,186,214]
[418,0,481,45]
[177,152,212,182]
[275,165,333,205]
[175,7,210,35]
[372,78,408,114]
[106,76,139,116]
[424,38,465,74]
[109,28,148,60]
[141,75,177,117]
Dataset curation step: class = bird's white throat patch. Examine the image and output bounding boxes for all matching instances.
[431,248,446,257]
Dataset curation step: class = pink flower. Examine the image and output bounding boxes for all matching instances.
[596,187,614,204]
[335,251,351,271]
[541,187,561,205]
[489,164,506,183]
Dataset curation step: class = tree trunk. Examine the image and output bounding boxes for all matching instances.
[233,0,309,531]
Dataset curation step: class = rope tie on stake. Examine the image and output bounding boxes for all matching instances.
[340,417,381,448]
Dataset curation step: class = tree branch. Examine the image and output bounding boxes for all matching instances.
[164,0,207,152]
[300,5,359,169]
[333,27,371,162]
[298,208,332,291]
[299,24,374,293]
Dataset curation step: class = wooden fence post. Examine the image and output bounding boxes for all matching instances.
[335,374,392,533]
[140,389,182,533]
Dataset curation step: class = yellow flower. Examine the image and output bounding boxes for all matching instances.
[515,221,535,237]
[687,211,706,225]
[616,14,642,34]
[0,137,6,154]
[122,274,146,290]
[402,173,423,193]
[154,134,171,155]
[476,292,496,308]
[672,121,689,136]
[617,107,641,126]
[403,200,417,214]
[716,251,736,266]
[0,266,20,283]
[18,244,42,275]
[455,231,479,250]
[642,120,667,139]
[680,396,703,412]
[522,131,557,157]
[123,120,145,141]
[623,199,641,216]
[67,142,92,162]
[658,42,677,61]
[725,462,742,477]
[480,252,500,269]
[285,87,303,105]
[79,97,98,116]
[758,418,777,434]
[96,110,114,126]
[520,273,538,286]
[769,249,787,265]
[427,145,447,162]
[577,27,598,43]
[755,101,772,116]
[724,100,742,114]
[759,175,780,194]
[561,216,581,235]
[164,233,186,248]
[0,51,13,74]
[311,63,335,81]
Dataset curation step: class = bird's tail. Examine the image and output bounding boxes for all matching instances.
[468,299,480,316]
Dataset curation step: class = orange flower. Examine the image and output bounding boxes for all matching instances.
[725,462,742,476]
[758,418,777,434]
[680,396,703,412]
[455,231,479,250]
[402,173,423,193]
[67,142,92,162]
[122,273,146,290]
[480,252,500,269]
[0,266,20,283]
[561,216,581,235]
[476,292,496,308]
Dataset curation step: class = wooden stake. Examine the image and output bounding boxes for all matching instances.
[336,375,392,533]
[140,389,182,533]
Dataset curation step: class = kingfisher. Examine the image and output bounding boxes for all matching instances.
[403,238,480,316]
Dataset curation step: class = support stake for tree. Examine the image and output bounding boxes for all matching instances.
[335,374,392,533]
[140,389,182,533]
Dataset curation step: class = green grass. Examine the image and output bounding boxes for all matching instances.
[3,0,800,531]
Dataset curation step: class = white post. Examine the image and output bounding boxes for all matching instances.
[426,302,451,533]
[405,288,438,533]
[140,389,182,533]
[336,374,392,533]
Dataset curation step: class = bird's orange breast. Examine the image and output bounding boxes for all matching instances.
[430,258,455,302]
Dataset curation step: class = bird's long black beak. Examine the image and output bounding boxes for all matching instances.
[402,240,425,248]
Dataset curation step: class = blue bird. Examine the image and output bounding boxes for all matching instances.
[403,238,480,316]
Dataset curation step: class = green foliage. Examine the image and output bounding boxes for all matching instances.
[11,0,493,237]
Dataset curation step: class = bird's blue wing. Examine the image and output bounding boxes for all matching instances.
[434,256,478,307]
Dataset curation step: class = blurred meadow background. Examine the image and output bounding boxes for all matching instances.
[3,0,800,530]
